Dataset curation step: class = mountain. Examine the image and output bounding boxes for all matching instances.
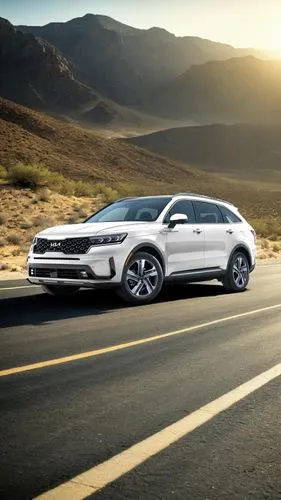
[125,123,281,185]
[0,17,99,111]
[143,56,281,124]
[0,17,163,130]
[18,13,271,105]
[1,97,280,218]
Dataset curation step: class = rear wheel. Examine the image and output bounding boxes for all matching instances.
[42,285,80,297]
[117,251,164,304]
[223,251,249,292]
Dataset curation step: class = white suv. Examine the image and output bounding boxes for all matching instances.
[27,194,256,304]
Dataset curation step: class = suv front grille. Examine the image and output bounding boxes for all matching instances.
[34,237,92,255]
[29,268,92,279]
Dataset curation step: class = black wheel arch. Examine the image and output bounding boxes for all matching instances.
[125,243,166,274]
[227,244,252,271]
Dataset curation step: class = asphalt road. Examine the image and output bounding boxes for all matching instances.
[0,265,281,500]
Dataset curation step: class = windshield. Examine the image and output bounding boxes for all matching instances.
[86,197,172,223]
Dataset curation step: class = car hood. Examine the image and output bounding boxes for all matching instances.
[37,221,161,238]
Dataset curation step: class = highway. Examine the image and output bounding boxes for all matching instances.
[0,265,281,500]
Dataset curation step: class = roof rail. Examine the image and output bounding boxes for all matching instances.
[114,196,135,202]
[174,193,235,206]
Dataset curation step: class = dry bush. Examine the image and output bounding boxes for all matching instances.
[0,237,6,247]
[6,232,21,245]
[38,187,51,202]
[272,243,281,253]
[0,213,7,225]
[0,262,9,271]
[94,183,119,203]
[33,215,53,227]
[20,219,33,229]
[7,163,50,189]
[0,165,7,179]
[74,181,93,197]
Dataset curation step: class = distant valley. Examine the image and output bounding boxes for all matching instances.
[126,123,281,186]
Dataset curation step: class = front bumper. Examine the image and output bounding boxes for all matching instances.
[27,240,130,286]
[27,260,119,288]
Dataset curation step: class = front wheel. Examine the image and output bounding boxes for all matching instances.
[117,251,164,304]
[42,284,80,297]
[222,251,250,292]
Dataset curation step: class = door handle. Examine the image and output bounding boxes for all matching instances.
[226,228,234,234]
[193,228,202,234]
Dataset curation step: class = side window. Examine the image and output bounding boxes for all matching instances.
[193,201,223,224]
[164,200,195,224]
[219,205,242,224]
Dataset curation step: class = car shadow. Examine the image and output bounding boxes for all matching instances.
[1,282,226,329]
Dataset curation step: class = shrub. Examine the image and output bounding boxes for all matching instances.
[67,215,80,224]
[0,262,9,271]
[0,165,7,179]
[272,243,281,253]
[0,213,7,225]
[7,163,50,189]
[0,237,6,247]
[38,187,51,202]
[94,183,119,203]
[20,219,33,229]
[74,181,93,197]
[7,232,21,245]
[250,218,281,239]
[33,215,53,228]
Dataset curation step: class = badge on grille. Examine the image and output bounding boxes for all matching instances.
[50,242,61,248]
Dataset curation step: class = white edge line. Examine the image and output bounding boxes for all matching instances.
[36,362,281,499]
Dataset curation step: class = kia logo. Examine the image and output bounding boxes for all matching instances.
[50,241,62,248]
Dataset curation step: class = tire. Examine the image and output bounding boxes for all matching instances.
[222,251,250,292]
[42,284,80,297]
[117,251,164,304]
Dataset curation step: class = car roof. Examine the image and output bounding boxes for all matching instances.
[116,193,236,208]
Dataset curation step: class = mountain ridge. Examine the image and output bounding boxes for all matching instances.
[18,13,273,106]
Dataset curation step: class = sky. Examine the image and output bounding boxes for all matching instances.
[1,0,281,51]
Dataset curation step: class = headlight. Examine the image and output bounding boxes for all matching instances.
[89,233,127,245]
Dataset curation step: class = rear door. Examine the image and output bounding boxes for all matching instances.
[193,201,229,269]
[163,199,205,274]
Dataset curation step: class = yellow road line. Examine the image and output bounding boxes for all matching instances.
[1,303,281,378]
[36,362,281,499]
[0,285,38,291]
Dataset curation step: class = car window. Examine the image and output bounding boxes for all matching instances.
[164,200,195,224]
[135,207,159,221]
[218,205,242,223]
[193,201,223,224]
[86,197,172,222]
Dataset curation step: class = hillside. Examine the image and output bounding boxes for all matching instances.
[0,98,281,218]
[125,123,281,185]
[143,56,281,124]
[18,13,271,106]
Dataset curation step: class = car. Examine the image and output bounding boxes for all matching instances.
[27,193,256,304]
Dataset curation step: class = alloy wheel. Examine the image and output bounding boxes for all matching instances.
[232,255,248,288]
[126,258,159,297]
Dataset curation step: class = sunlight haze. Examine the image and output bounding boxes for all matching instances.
[1,0,281,51]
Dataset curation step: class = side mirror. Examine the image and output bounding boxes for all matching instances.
[168,213,188,228]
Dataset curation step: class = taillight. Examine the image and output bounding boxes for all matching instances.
[250,229,256,243]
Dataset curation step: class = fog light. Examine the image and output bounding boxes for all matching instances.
[30,268,35,276]
[80,271,88,278]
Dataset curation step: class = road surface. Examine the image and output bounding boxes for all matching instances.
[0,265,281,499]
